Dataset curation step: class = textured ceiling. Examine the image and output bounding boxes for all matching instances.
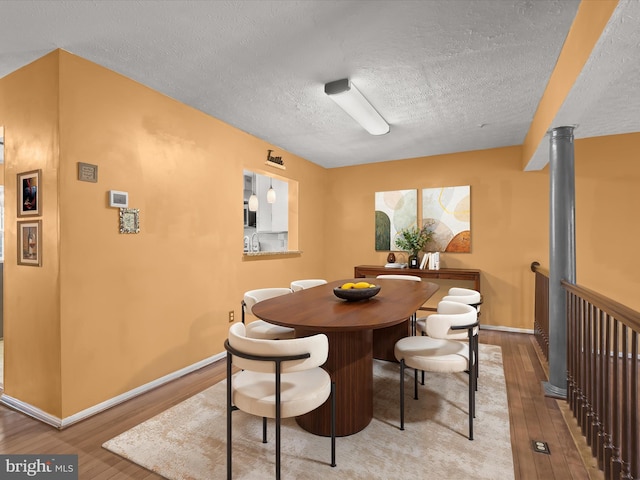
[527,0,640,169]
[0,0,637,169]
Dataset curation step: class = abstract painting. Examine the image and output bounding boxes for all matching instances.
[375,189,417,251]
[422,185,471,253]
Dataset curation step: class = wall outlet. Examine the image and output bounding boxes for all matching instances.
[228,311,235,323]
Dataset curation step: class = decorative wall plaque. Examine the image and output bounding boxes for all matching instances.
[119,208,140,234]
[78,162,98,183]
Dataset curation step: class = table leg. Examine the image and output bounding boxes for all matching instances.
[295,329,373,437]
[373,319,410,361]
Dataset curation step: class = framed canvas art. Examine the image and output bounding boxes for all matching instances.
[374,189,417,251]
[422,185,471,253]
[17,220,42,266]
[17,169,41,217]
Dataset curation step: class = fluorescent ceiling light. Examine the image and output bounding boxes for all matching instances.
[324,79,389,136]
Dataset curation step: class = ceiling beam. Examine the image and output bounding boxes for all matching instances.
[522,0,618,171]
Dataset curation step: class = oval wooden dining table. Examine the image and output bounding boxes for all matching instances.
[251,278,439,437]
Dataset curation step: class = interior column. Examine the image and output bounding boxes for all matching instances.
[544,125,576,399]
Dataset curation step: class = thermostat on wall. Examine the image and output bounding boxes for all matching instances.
[109,190,129,208]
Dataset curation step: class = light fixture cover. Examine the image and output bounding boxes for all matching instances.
[248,193,259,212]
[324,79,389,135]
[267,186,276,204]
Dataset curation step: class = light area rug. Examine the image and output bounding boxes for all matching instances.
[104,344,514,479]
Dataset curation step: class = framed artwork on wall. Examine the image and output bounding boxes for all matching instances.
[17,220,42,267]
[374,189,417,251]
[77,162,98,183]
[17,169,41,217]
[422,185,471,253]
[119,208,140,234]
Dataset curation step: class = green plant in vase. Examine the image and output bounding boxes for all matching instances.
[395,225,433,268]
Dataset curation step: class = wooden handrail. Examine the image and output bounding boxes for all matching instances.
[561,280,640,333]
[531,261,549,361]
[530,260,549,276]
[532,262,639,480]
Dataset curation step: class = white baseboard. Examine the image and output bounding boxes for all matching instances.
[0,325,533,427]
[0,351,226,429]
[0,394,62,428]
[480,324,534,334]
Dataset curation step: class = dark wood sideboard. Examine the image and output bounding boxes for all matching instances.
[354,264,481,292]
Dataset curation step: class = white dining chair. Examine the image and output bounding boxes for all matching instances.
[394,300,479,439]
[416,287,482,383]
[376,274,422,335]
[290,278,327,292]
[375,274,422,282]
[242,288,296,339]
[225,322,336,479]
[444,287,482,310]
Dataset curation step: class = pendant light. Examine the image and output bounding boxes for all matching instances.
[248,174,258,211]
[248,193,258,211]
[267,178,276,204]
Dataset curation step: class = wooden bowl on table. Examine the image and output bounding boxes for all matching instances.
[333,285,381,301]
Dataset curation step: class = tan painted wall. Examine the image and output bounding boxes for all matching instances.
[0,125,5,184]
[323,133,640,329]
[324,147,550,330]
[1,51,327,418]
[0,51,62,415]
[574,133,640,311]
[1,50,639,419]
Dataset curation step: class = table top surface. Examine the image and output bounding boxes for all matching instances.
[251,278,439,332]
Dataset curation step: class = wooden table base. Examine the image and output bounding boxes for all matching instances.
[295,328,373,437]
[372,319,410,362]
[251,278,439,438]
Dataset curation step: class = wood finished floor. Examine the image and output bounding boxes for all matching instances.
[0,330,602,479]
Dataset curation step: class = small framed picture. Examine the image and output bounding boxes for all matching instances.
[18,220,42,267]
[18,169,41,217]
[119,208,140,234]
[78,162,98,183]
[109,190,128,208]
